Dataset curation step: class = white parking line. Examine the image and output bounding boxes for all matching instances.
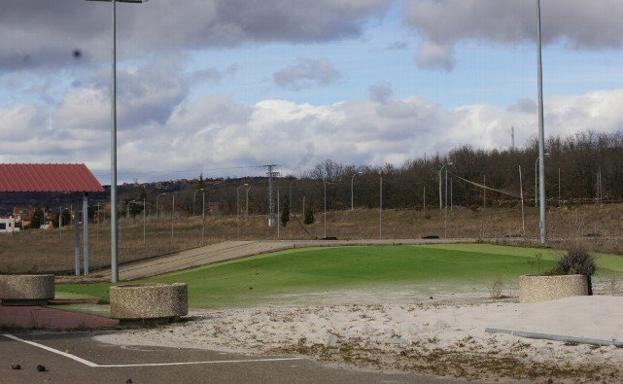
[3,333,303,368]
[3,334,98,367]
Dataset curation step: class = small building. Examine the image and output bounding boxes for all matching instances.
[0,163,104,275]
[0,216,19,233]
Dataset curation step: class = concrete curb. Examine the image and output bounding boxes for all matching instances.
[110,283,188,320]
[0,275,55,305]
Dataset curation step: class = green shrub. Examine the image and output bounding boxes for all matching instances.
[549,248,596,295]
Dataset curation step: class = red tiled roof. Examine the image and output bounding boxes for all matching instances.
[0,164,104,193]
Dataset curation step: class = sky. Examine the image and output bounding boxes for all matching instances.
[1,0,623,182]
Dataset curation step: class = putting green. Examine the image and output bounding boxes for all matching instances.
[56,244,622,308]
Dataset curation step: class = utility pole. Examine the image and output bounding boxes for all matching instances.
[536,0,547,244]
[423,186,426,215]
[511,126,515,150]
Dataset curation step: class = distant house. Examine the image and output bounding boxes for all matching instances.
[0,216,20,233]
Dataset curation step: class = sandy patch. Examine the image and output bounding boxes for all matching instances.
[96,296,623,383]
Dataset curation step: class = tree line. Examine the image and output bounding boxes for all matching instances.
[116,130,623,221]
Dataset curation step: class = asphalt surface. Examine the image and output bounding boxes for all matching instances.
[0,332,468,384]
[58,238,477,283]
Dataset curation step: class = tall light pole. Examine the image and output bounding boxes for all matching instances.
[536,0,547,244]
[351,171,363,211]
[86,0,149,284]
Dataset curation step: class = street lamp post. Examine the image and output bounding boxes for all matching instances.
[85,0,149,284]
[536,0,547,244]
[351,171,363,211]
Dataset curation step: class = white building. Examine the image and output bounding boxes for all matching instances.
[0,217,20,233]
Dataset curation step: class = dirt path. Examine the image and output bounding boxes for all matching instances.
[56,238,477,283]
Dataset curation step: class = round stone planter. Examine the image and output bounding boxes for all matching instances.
[109,283,188,320]
[0,274,55,305]
[519,274,588,303]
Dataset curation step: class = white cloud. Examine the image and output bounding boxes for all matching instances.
[405,0,623,70]
[3,70,623,182]
[0,0,390,71]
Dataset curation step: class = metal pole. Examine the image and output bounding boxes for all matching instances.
[170,193,175,246]
[201,190,205,244]
[536,0,547,244]
[277,188,280,240]
[82,194,89,275]
[59,206,63,240]
[110,0,119,284]
[323,180,327,239]
[379,173,383,240]
[519,165,526,235]
[73,204,81,276]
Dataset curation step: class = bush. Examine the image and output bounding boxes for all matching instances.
[549,248,596,295]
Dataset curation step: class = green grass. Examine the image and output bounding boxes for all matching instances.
[56,244,623,308]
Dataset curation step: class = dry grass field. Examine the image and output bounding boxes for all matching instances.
[1,202,623,274]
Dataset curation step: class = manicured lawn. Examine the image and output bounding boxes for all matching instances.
[56,244,622,308]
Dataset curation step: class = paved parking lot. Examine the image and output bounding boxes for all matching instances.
[0,332,466,384]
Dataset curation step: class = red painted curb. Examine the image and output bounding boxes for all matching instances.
[0,306,118,330]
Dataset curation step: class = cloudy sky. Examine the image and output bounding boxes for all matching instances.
[1,0,622,182]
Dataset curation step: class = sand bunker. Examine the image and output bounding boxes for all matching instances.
[96,296,623,382]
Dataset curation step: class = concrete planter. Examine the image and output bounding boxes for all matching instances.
[109,283,188,320]
[519,274,588,303]
[0,274,55,305]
